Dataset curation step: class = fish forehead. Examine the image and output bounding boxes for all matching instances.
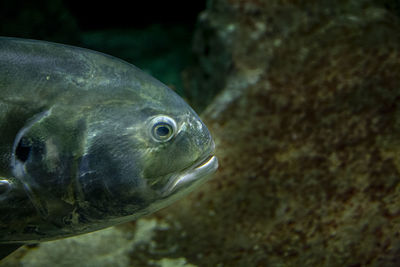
[0,37,187,111]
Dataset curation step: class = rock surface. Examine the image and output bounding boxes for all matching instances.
[3,0,400,266]
[156,1,400,266]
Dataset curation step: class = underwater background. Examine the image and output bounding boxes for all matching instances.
[2,0,400,266]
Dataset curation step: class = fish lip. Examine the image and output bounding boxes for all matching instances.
[163,154,218,196]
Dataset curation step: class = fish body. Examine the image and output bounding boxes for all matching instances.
[0,37,217,250]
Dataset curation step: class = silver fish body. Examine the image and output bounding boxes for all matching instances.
[0,37,217,245]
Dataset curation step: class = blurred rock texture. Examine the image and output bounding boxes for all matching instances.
[159,0,400,266]
[3,0,400,266]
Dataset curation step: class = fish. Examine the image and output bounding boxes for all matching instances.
[0,37,218,259]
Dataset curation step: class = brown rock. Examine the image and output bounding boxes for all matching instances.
[142,1,400,267]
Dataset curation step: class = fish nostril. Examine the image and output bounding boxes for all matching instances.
[15,137,32,162]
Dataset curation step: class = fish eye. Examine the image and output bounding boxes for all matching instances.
[149,115,177,142]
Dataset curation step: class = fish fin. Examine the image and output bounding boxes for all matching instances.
[0,243,22,260]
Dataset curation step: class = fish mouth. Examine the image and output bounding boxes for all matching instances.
[163,154,218,196]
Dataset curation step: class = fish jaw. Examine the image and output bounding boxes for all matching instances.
[162,155,218,197]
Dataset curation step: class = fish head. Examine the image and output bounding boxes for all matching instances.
[77,86,218,222]
[11,79,217,227]
[77,94,218,220]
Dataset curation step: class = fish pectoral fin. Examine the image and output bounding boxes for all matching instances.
[0,243,22,260]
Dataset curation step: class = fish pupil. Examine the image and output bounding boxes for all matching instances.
[156,125,170,137]
[15,137,31,162]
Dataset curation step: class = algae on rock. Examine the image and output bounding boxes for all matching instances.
[155,1,400,266]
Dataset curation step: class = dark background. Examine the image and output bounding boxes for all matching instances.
[0,0,206,98]
[64,1,205,30]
